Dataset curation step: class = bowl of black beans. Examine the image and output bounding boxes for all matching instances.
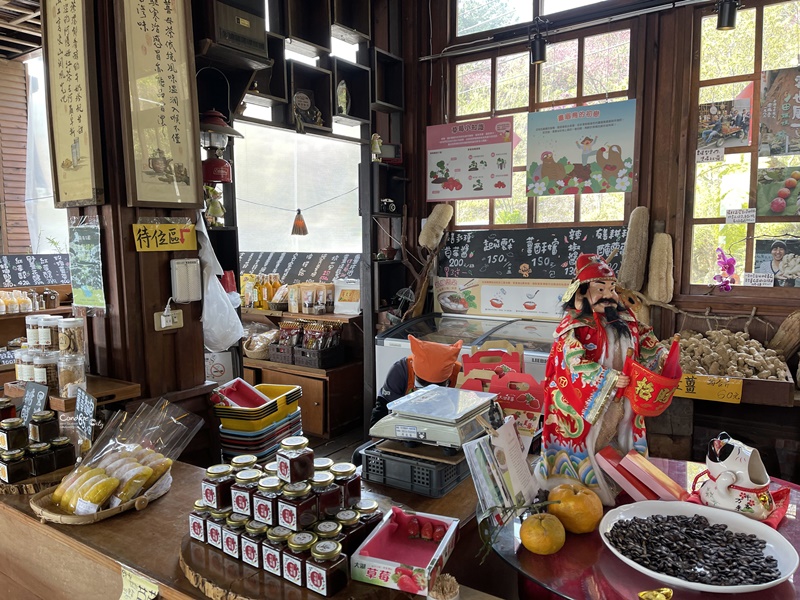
[600,500,798,594]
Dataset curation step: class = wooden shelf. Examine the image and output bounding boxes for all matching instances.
[331,0,371,44]
[287,61,333,130]
[283,0,332,57]
[241,307,362,322]
[372,211,402,218]
[371,48,404,113]
[332,57,371,127]
[369,161,406,213]
[243,32,288,107]
[191,0,270,69]
[0,306,73,321]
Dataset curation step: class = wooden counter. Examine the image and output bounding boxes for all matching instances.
[0,461,481,599]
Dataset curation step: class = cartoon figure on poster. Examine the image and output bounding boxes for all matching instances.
[759,67,800,156]
[527,100,636,197]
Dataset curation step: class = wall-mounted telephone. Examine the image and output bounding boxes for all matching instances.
[171,258,202,302]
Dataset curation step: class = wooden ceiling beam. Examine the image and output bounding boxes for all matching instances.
[10,10,39,25]
[0,33,36,46]
[0,21,40,36]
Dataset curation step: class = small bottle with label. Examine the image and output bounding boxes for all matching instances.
[0,418,28,451]
[283,531,318,587]
[276,436,314,484]
[222,513,250,559]
[206,507,232,549]
[336,509,366,556]
[263,461,278,477]
[230,468,261,518]
[230,454,259,473]
[27,442,56,476]
[330,462,361,507]
[29,410,60,443]
[0,448,32,483]
[355,499,384,536]
[189,499,210,543]
[253,476,282,525]
[241,520,268,568]
[201,464,235,509]
[50,436,76,470]
[278,481,318,531]
[262,525,292,577]
[313,520,345,544]
[305,540,349,597]
[25,315,40,348]
[311,471,343,519]
[314,457,334,472]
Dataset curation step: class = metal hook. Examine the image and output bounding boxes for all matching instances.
[195,66,234,123]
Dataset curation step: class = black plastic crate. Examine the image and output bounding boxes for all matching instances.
[360,444,470,498]
[268,345,294,364]
[293,346,343,369]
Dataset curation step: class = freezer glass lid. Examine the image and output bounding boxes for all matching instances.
[483,319,558,353]
[391,315,509,345]
[387,385,495,423]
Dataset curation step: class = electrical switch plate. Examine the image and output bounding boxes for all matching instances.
[154,309,184,331]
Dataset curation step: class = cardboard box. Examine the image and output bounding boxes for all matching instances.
[596,446,658,502]
[621,449,689,501]
[488,372,544,436]
[350,507,459,596]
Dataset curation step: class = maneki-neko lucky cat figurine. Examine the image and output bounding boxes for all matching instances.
[698,432,775,521]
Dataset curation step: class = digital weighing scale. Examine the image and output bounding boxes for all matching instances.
[369,385,497,450]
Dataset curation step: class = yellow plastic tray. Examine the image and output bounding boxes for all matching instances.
[216,384,301,432]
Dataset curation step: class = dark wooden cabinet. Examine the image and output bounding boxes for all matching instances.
[332,0,371,44]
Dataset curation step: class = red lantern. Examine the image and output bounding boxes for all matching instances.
[199,109,243,184]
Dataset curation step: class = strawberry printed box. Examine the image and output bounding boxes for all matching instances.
[350,507,459,596]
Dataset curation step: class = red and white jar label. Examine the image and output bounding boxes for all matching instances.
[201,482,219,509]
[222,529,239,558]
[263,545,282,575]
[278,501,299,531]
[231,489,251,516]
[276,455,292,483]
[207,522,222,549]
[189,515,206,542]
[306,564,327,595]
[253,497,274,525]
[241,539,260,568]
[283,554,303,586]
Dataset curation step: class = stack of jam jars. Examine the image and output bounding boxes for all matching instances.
[188,438,379,597]
[0,407,75,484]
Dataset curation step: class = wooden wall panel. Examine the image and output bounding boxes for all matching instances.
[0,58,30,255]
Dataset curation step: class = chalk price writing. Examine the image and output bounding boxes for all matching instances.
[486,255,506,264]
[20,382,49,427]
[74,387,98,441]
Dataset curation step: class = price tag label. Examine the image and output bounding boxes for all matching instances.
[74,387,97,441]
[742,272,775,287]
[725,208,757,224]
[20,382,49,426]
[696,147,724,163]
[675,374,742,404]
[0,350,14,365]
[119,565,158,600]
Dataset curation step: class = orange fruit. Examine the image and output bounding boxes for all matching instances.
[519,513,565,555]
[547,484,603,534]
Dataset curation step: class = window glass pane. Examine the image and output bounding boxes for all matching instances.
[456,59,492,116]
[496,52,529,111]
[542,0,607,14]
[690,223,746,285]
[693,153,751,218]
[234,122,361,252]
[331,38,358,62]
[763,1,800,72]
[699,9,756,81]
[456,0,532,37]
[540,39,578,103]
[698,81,750,105]
[512,112,528,167]
[494,172,527,224]
[455,199,490,225]
[583,30,630,96]
[753,223,800,275]
[583,97,627,105]
[241,104,272,120]
[580,192,624,221]
[536,195,574,223]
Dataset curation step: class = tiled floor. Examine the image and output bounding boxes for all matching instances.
[306,426,367,464]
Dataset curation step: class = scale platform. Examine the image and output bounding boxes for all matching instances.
[369,385,497,450]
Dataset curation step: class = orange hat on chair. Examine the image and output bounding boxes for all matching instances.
[409,335,463,384]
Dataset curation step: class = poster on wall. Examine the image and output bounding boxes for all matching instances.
[760,67,800,156]
[527,99,636,197]
[753,238,800,287]
[755,165,800,216]
[426,117,514,202]
[68,216,106,309]
[697,99,751,149]
[433,277,566,320]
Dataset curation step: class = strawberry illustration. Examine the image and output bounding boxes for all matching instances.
[397,574,421,593]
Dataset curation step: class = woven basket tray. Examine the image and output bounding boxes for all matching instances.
[243,338,269,360]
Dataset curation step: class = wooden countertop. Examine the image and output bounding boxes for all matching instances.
[0,461,479,599]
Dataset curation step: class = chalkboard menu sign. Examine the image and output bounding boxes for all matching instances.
[239,252,362,284]
[0,254,71,287]
[74,387,98,441]
[0,350,15,365]
[437,226,627,280]
[20,382,49,427]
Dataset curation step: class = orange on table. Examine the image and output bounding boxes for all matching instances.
[519,513,566,555]
[547,483,603,534]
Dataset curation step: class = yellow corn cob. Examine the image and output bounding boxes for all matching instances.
[142,458,173,491]
[81,476,120,508]
[51,465,90,505]
[58,468,105,510]
[67,474,108,514]
[114,465,153,503]
[618,206,649,292]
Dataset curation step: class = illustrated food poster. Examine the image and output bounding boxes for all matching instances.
[426,117,514,201]
[527,99,636,196]
[68,217,106,309]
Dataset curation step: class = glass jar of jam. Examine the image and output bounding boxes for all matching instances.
[50,436,76,470]
[314,457,333,472]
[283,531,318,587]
[0,399,16,421]
[355,499,384,534]
[278,481,318,531]
[313,520,344,543]
[189,499,209,542]
[29,410,60,443]
[311,471,343,519]
[230,454,259,472]
[276,436,314,484]
[28,442,56,476]
[241,520,268,568]
[262,525,291,576]
[253,476,282,525]
[206,507,232,549]
[336,509,366,556]
[0,448,31,483]
[0,418,28,451]
[330,462,361,507]
[230,468,261,518]
[263,461,278,477]
[202,464,235,509]
[306,540,349,597]
[222,513,249,559]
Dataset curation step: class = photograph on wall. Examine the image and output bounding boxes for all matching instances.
[527,99,636,197]
[697,99,751,149]
[756,165,800,216]
[754,238,800,287]
[68,216,106,308]
[759,67,800,156]
[426,117,514,202]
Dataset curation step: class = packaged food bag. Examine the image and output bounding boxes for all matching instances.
[334,279,361,315]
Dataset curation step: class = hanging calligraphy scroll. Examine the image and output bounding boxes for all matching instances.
[116,0,203,208]
[42,0,105,207]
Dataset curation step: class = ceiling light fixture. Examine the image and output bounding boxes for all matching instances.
[715,0,741,30]
[530,17,551,65]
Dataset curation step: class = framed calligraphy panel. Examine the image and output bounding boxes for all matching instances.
[42,0,105,207]
[115,0,203,208]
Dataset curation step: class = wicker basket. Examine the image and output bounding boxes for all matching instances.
[268,344,294,364]
[243,337,270,360]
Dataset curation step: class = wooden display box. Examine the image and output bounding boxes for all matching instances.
[283,0,332,57]
[3,381,26,399]
[370,162,406,214]
[244,32,288,108]
[332,57,371,127]
[332,0,371,44]
[371,48,403,112]
[287,61,333,132]
[674,373,795,407]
